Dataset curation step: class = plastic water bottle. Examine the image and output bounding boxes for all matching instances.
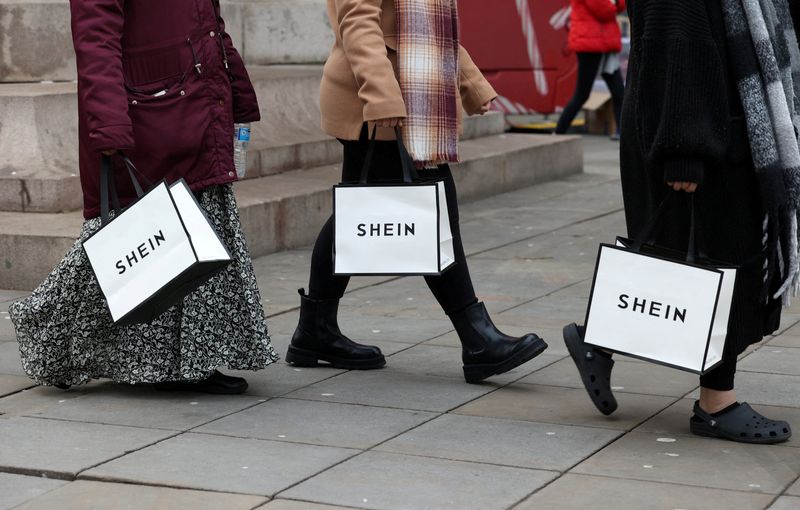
[233,123,251,179]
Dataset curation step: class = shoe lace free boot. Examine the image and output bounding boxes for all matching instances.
[450,302,548,384]
[286,289,386,370]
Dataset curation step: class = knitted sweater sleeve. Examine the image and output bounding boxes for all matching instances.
[632,1,730,186]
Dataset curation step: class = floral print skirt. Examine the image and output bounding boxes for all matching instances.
[9,184,279,387]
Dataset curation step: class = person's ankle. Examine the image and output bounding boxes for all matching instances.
[699,387,737,414]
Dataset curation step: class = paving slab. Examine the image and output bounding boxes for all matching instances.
[383,344,561,384]
[0,341,24,375]
[518,358,700,398]
[770,497,800,510]
[454,383,675,431]
[285,369,497,412]
[260,501,356,510]
[513,473,774,510]
[768,334,800,349]
[0,417,174,478]
[0,312,16,342]
[0,374,35,398]
[227,364,348,398]
[197,398,436,449]
[27,384,264,431]
[636,399,800,449]
[687,372,800,408]
[0,385,97,419]
[572,431,800,494]
[281,451,558,510]
[789,478,800,496]
[83,433,357,497]
[738,346,800,376]
[376,413,620,472]
[0,473,66,510]
[14,481,267,510]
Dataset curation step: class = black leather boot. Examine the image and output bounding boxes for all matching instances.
[286,289,386,370]
[450,302,548,384]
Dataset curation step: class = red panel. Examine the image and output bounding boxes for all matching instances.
[458,0,577,114]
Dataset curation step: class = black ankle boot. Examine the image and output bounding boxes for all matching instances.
[286,289,386,370]
[450,302,548,384]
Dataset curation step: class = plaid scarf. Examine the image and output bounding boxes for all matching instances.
[722,0,800,302]
[396,0,460,167]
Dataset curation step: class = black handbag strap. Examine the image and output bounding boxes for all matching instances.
[632,191,700,263]
[359,125,420,185]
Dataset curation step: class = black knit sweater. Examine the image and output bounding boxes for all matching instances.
[624,0,741,186]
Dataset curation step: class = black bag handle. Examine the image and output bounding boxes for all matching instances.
[99,154,152,227]
[631,191,699,263]
[359,125,420,185]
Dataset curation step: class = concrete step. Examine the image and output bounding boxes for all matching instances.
[0,133,582,290]
[0,66,505,212]
[0,0,329,83]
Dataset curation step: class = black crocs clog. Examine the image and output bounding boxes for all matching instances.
[690,401,792,444]
[563,323,618,416]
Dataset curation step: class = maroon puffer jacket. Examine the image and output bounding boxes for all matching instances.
[70,0,260,219]
[568,0,626,54]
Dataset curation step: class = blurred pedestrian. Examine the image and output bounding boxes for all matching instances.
[287,0,548,383]
[555,0,626,136]
[563,0,796,444]
[8,0,278,393]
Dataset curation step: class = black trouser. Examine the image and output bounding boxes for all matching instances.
[555,52,625,134]
[699,353,737,391]
[307,133,478,315]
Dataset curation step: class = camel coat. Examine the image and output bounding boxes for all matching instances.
[321,0,497,141]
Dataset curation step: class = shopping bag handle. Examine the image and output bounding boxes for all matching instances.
[631,191,699,263]
[359,125,420,185]
[99,154,153,227]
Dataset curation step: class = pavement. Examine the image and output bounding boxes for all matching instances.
[1,136,799,510]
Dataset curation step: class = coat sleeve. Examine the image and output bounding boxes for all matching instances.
[632,1,729,185]
[459,45,498,115]
[215,6,261,123]
[334,0,407,121]
[583,0,619,21]
[69,0,135,152]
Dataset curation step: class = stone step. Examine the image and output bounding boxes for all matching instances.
[0,0,329,83]
[0,133,582,290]
[0,66,505,212]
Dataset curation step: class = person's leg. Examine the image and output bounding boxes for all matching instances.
[287,131,389,370]
[601,68,625,136]
[555,53,603,134]
[422,165,548,383]
[698,355,737,413]
[421,165,478,314]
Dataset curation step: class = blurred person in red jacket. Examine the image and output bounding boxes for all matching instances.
[555,0,626,136]
[8,0,278,393]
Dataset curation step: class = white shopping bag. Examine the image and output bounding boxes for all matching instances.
[83,157,231,325]
[584,243,736,374]
[333,126,455,276]
[334,181,455,275]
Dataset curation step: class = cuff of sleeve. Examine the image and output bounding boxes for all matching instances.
[234,109,261,123]
[363,98,408,122]
[462,79,497,115]
[89,124,135,153]
[663,158,705,186]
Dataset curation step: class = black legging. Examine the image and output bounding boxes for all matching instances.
[307,131,478,315]
[555,52,624,135]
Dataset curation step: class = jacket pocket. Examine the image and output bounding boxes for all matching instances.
[123,39,195,94]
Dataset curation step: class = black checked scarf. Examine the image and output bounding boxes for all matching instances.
[722,0,800,302]
[396,0,461,167]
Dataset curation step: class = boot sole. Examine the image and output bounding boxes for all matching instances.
[462,337,548,384]
[286,346,387,370]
